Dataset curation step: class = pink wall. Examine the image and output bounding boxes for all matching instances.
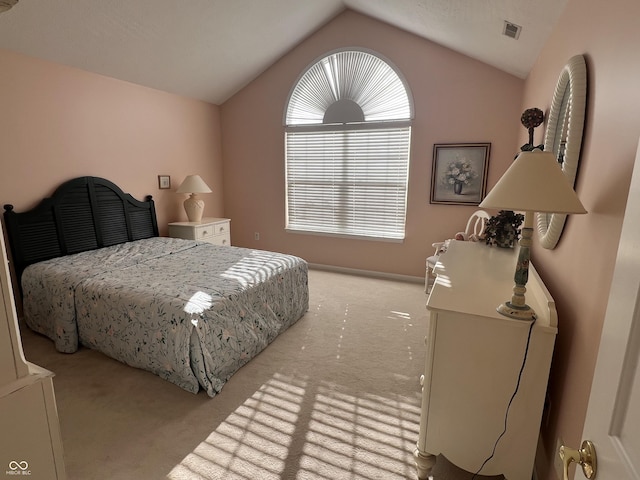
[521,0,640,478]
[220,10,524,278]
[0,48,224,236]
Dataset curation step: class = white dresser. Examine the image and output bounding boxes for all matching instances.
[0,224,66,479]
[414,241,557,480]
[168,217,231,246]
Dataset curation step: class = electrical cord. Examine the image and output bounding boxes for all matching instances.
[471,318,536,480]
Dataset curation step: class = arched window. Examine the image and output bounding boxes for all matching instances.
[284,49,413,240]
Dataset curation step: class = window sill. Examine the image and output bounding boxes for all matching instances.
[285,228,404,243]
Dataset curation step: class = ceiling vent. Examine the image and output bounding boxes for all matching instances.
[503,21,522,40]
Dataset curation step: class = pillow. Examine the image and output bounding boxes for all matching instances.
[430,454,505,480]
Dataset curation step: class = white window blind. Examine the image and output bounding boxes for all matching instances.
[285,50,412,240]
[286,126,411,239]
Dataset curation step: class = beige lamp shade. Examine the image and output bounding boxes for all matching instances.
[176,175,212,195]
[176,175,212,223]
[480,149,586,214]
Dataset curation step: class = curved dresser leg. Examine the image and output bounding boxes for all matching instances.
[414,446,436,480]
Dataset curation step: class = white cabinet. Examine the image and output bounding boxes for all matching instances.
[0,223,66,479]
[168,217,231,246]
[414,241,557,480]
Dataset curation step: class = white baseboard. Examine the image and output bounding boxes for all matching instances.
[308,263,423,284]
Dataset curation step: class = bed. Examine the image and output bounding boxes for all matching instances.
[4,176,309,396]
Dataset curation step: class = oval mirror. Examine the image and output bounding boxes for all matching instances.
[537,55,587,249]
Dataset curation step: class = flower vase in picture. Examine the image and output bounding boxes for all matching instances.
[444,159,477,196]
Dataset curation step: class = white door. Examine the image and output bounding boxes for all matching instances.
[578,138,640,479]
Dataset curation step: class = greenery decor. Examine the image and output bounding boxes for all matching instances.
[485,210,524,248]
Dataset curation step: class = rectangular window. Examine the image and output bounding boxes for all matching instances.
[285,127,411,240]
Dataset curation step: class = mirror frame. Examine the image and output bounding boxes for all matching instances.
[537,54,587,249]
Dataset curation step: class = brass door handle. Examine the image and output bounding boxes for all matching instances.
[559,440,597,480]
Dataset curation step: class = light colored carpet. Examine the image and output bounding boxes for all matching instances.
[20,268,428,480]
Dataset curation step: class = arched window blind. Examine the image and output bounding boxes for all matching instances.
[285,49,413,240]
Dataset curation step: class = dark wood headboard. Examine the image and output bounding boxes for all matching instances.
[3,176,159,283]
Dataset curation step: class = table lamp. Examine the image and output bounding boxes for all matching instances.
[479,149,586,320]
[176,174,212,223]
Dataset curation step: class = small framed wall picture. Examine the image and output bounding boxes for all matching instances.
[430,143,490,205]
[158,175,171,190]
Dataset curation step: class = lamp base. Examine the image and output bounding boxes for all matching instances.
[496,301,537,321]
[184,194,205,223]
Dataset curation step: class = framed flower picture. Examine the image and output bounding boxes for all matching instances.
[430,143,490,205]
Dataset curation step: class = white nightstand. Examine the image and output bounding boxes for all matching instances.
[168,217,231,246]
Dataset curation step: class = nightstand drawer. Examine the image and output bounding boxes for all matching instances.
[193,224,215,240]
[168,218,231,246]
[208,232,230,246]
[212,221,229,237]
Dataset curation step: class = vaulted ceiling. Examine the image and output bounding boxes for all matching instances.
[0,0,567,105]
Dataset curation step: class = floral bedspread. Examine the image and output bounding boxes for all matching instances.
[21,237,309,396]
